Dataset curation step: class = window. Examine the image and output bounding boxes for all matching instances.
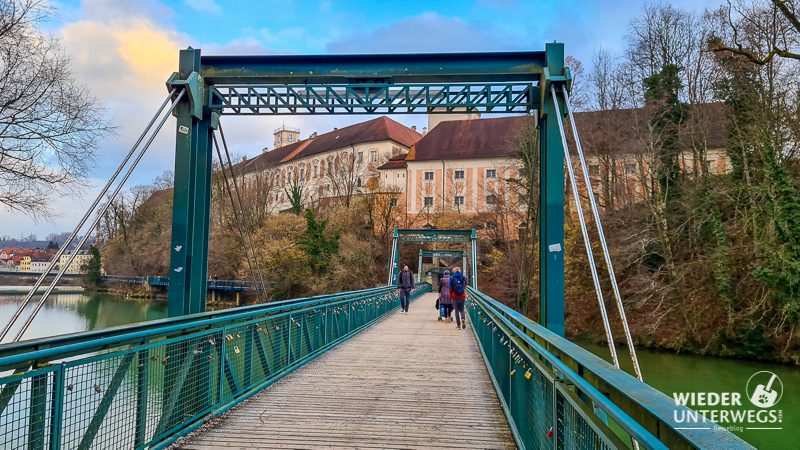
[588,165,600,176]
[486,194,497,205]
[358,152,363,163]
[424,197,434,207]
[385,174,388,179]
[397,173,401,178]
[625,163,637,175]
[390,198,398,207]
[454,170,464,179]
[454,196,465,206]
[314,165,318,178]
[424,171,434,181]
[486,169,497,178]
[705,159,717,173]
[370,150,377,162]
[357,178,362,187]
[300,168,305,180]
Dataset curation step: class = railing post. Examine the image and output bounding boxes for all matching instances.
[218,326,226,402]
[135,349,149,448]
[324,306,328,347]
[49,364,65,450]
[287,313,293,363]
[244,323,254,388]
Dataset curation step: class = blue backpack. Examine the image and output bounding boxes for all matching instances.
[451,275,465,296]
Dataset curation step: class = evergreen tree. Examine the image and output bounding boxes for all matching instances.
[644,64,688,203]
[81,246,103,288]
[297,209,340,275]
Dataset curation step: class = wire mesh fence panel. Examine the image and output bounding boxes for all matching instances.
[0,366,58,449]
[467,294,624,450]
[555,383,619,450]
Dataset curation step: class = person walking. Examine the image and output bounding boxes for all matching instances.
[449,267,468,329]
[397,263,414,314]
[438,270,453,322]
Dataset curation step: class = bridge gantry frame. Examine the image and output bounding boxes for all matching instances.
[0,45,753,450]
[165,46,568,336]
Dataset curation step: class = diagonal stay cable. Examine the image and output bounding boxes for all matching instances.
[10,90,186,342]
[551,84,620,369]
[212,132,264,303]
[563,88,643,382]
[0,88,179,343]
[217,122,269,302]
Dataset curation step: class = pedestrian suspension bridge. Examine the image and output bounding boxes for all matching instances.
[0,46,752,449]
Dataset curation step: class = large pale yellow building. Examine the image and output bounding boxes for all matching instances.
[241,117,422,212]
[59,250,91,274]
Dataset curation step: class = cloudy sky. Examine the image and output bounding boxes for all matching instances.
[3,0,724,238]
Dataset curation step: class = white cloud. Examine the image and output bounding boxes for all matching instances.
[327,12,528,54]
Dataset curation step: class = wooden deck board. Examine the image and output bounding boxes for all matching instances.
[177,293,516,449]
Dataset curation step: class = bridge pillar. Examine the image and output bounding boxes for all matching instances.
[538,42,566,336]
[167,47,214,317]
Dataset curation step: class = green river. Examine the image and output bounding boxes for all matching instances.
[0,290,797,448]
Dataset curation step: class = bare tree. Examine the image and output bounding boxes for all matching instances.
[627,2,699,81]
[325,145,368,208]
[709,0,800,64]
[0,0,114,218]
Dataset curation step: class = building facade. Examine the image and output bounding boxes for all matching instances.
[240,116,422,212]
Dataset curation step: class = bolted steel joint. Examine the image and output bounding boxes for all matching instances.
[166,71,205,119]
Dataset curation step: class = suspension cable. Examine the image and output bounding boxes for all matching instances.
[212,132,265,303]
[0,89,179,343]
[562,89,644,382]
[550,85,620,369]
[217,122,269,301]
[9,90,186,343]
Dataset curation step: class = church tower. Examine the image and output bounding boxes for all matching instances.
[274,125,300,149]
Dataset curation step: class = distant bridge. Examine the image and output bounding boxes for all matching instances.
[101,275,263,291]
[0,270,82,280]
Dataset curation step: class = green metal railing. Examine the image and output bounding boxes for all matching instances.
[0,283,431,449]
[466,287,752,450]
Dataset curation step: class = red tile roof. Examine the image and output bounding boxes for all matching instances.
[243,139,311,173]
[408,116,533,161]
[242,116,421,174]
[377,153,408,170]
[293,117,421,160]
[570,102,727,155]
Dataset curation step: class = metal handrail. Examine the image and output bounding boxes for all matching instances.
[467,287,752,449]
[0,283,428,370]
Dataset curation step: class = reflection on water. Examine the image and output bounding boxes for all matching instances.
[578,341,800,449]
[0,291,168,343]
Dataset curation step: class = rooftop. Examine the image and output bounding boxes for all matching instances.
[243,116,422,174]
[407,116,533,161]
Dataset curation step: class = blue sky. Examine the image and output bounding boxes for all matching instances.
[3,0,724,238]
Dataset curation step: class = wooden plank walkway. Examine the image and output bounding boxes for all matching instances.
[177,292,516,449]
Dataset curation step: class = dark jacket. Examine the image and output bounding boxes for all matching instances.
[449,271,468,300]
[397,269,414,289]
[438,275,452,305]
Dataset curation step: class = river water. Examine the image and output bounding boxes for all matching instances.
[0,291,797,448]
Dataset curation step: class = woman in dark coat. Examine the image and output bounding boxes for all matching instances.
[438,270,453,322]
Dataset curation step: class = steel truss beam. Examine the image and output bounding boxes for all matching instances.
[199,51,546,85]
[209,83,535,115]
